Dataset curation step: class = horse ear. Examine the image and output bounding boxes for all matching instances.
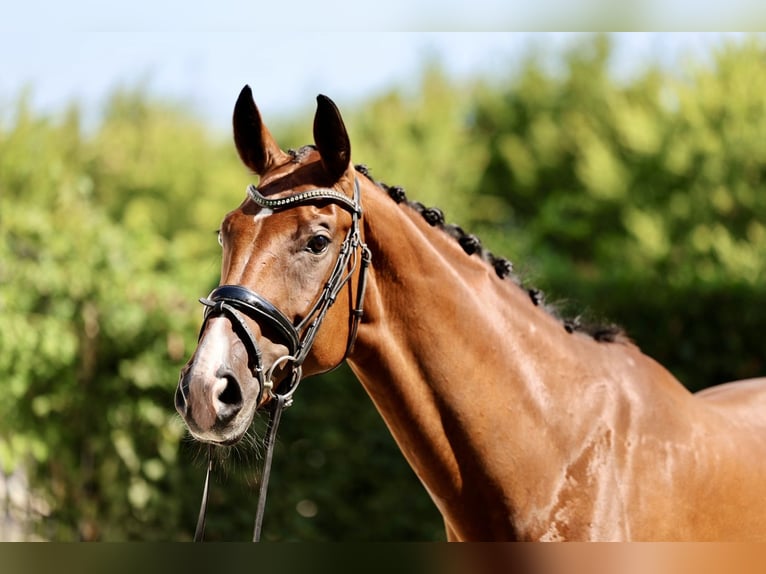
[233,85,287,175]
[313,95,351,182]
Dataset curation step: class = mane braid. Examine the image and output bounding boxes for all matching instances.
[354,164,626,344]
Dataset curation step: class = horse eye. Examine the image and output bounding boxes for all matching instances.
[216,230,223,247]
[306,234,330,255]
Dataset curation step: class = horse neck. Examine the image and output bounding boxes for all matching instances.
[346,179,646,539]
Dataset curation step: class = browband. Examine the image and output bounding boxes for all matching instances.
[247,180,361,215]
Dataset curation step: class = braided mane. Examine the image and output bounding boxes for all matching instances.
[353,163,626,344]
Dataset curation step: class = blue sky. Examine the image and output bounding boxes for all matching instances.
[0,3,756,131]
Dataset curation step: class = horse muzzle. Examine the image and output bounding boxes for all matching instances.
[175,342,261,446]
[175,285,302,445]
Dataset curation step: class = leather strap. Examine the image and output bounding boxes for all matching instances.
[202,285,300,356]
[252,394,286,541]
[193,445,213,542]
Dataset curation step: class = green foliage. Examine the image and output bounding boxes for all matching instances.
[1,35,765,540]
[0,89,230,540]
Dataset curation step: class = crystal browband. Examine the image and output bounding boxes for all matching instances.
[247,181,361,215]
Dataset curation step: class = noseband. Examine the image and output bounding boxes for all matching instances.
[192,177,370,541]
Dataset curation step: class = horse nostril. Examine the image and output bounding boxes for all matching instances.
[213,374,243,424]
[217,374,243,407]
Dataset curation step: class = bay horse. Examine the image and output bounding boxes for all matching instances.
[175,85,766,541]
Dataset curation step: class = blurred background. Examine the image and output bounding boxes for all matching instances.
[2,26,766,540]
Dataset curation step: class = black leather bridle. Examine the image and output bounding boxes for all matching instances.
[192,178,370,541]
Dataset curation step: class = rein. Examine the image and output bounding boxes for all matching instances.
[192,178,370,541]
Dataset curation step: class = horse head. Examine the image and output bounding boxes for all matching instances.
[175,85,368,445]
